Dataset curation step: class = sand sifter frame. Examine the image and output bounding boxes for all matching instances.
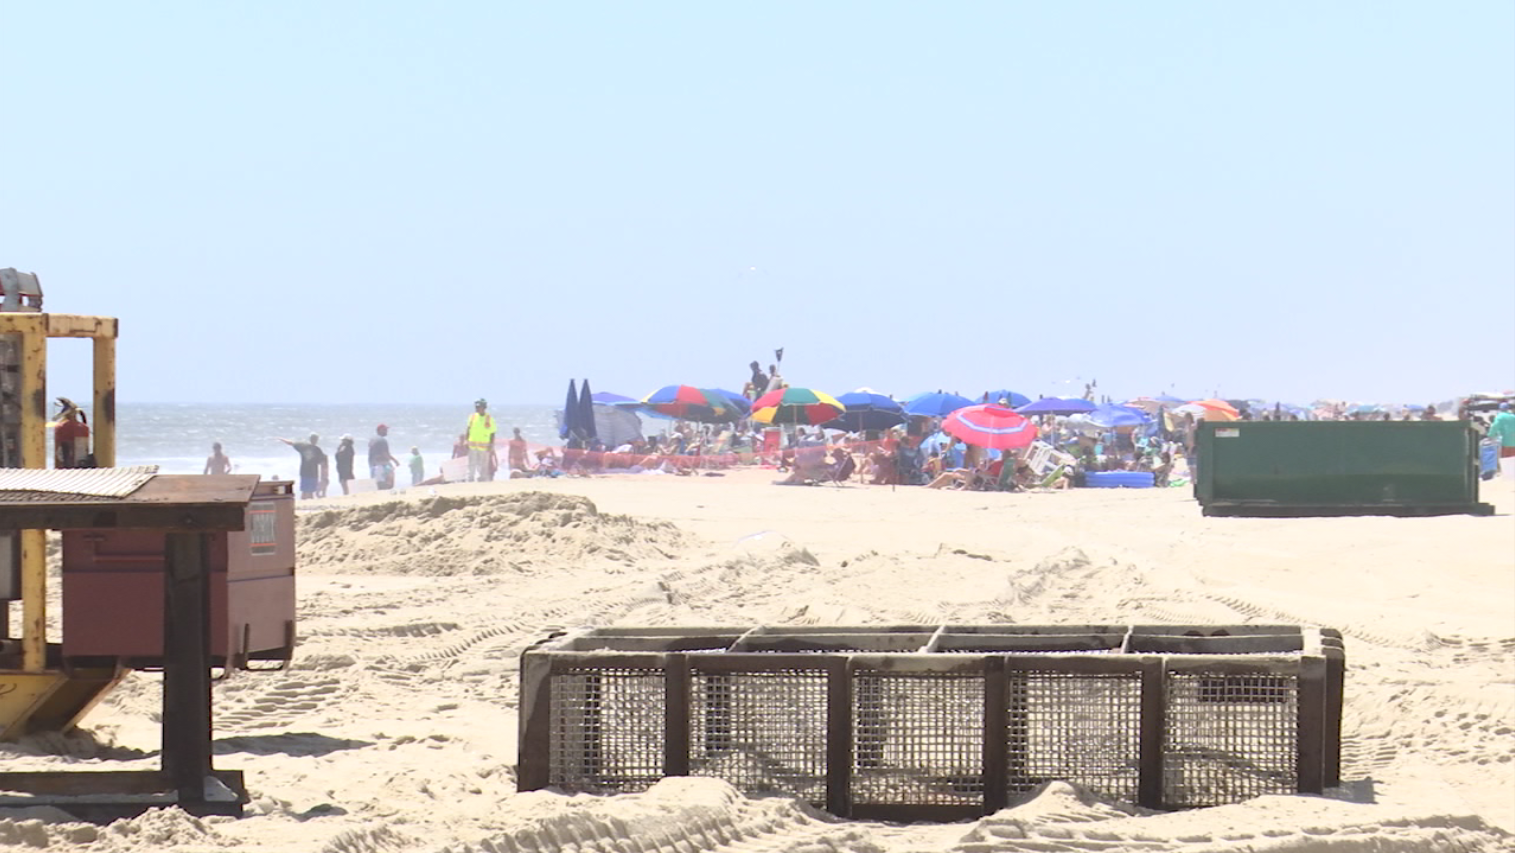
[519,625,1345,820]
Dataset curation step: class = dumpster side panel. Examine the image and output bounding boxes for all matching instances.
[1198,421,1481,512]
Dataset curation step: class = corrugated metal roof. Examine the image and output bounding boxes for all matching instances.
[0,466,159,498]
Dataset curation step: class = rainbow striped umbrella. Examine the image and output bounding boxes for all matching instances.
[750,387,845,425]
[942,404,1039,450]
[643,385,740,423]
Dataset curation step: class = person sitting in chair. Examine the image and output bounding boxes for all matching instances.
[828,447,857,482]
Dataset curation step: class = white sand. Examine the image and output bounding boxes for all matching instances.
[2,470,1512,851]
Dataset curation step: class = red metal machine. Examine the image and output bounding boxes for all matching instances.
[61,479,296,669]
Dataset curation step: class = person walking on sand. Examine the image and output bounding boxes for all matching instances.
[334,435,357,495]
[277,433,328,499]
[465,398,497,482]
[369,424,401,490]
[203,442,232,475]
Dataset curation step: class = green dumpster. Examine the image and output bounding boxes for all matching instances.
[1194,421,1493,517]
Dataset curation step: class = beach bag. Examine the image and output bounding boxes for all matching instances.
[1479,439,1499,480]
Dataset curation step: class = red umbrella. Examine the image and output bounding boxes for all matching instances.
[643,385,740,423]
[941,404,1039,450]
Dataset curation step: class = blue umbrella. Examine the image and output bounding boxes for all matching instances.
[983,389,1033,408]
[559,379,580,440]
[903,391,975,417]
[1086,403,1151,428]
[1016,397,1097,416]
[827,391,906,433]
[709,388,753,421]
[591,391,638,405]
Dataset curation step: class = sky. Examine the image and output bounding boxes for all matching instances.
[3,2,1511,407]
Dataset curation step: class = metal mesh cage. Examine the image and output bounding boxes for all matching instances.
[1010,671,1141,802]
[852,671,984,806]
[520,625,1342,818]
[549,668,665,792]
[1164,673,1299,806]
[690,669,828,803]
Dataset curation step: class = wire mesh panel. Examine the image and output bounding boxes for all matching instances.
[1009,672,1142,802]
[519,626,1341,817]
[549,667,666,793]
[690,669,828,803]
[1164,673,1299,806]
[852,671,984,807]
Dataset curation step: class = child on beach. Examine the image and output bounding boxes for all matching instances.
[409,447,425,486]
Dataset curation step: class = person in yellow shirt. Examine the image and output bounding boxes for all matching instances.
[465,398,497,482]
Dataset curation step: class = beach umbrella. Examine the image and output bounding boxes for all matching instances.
[1016,397,1096,416]
[750,387,846,425]
[577,378,598,441]
[710,388,753,421]
[983,389,1033,408]
[559,379,580,440]
[591,403,643,448]
[825,391,906,433]
[591,391,639,405]
[642,385,739,423]
[1177,399,1242,422]
[1086,404,1151,429]
[941,404,1039,450]
[1194,398,1243,420]
[1125,397,1179,413]
[903,391,975,417]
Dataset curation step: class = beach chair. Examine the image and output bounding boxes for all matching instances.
[895,445,926,485]
[792,445,830,483]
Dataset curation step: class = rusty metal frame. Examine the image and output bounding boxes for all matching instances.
[0,314,118,675]
[520,625,1345,818]
[0,473,258,819]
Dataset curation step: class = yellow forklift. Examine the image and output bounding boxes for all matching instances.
[0,278,295,816]
[0,302,126,736]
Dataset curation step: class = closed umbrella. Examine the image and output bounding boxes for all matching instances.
[750,387,846,425]
[941,404,1039,450]
[559,379,580,440]
[577,378,598,442]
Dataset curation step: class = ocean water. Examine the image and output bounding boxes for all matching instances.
[112,403,569,481]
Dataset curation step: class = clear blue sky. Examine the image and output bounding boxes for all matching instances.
[4,2,1511,406]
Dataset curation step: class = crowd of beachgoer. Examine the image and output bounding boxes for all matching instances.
[217,390,1515,498]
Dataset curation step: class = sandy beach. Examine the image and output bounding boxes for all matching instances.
[2,470,1512,851]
